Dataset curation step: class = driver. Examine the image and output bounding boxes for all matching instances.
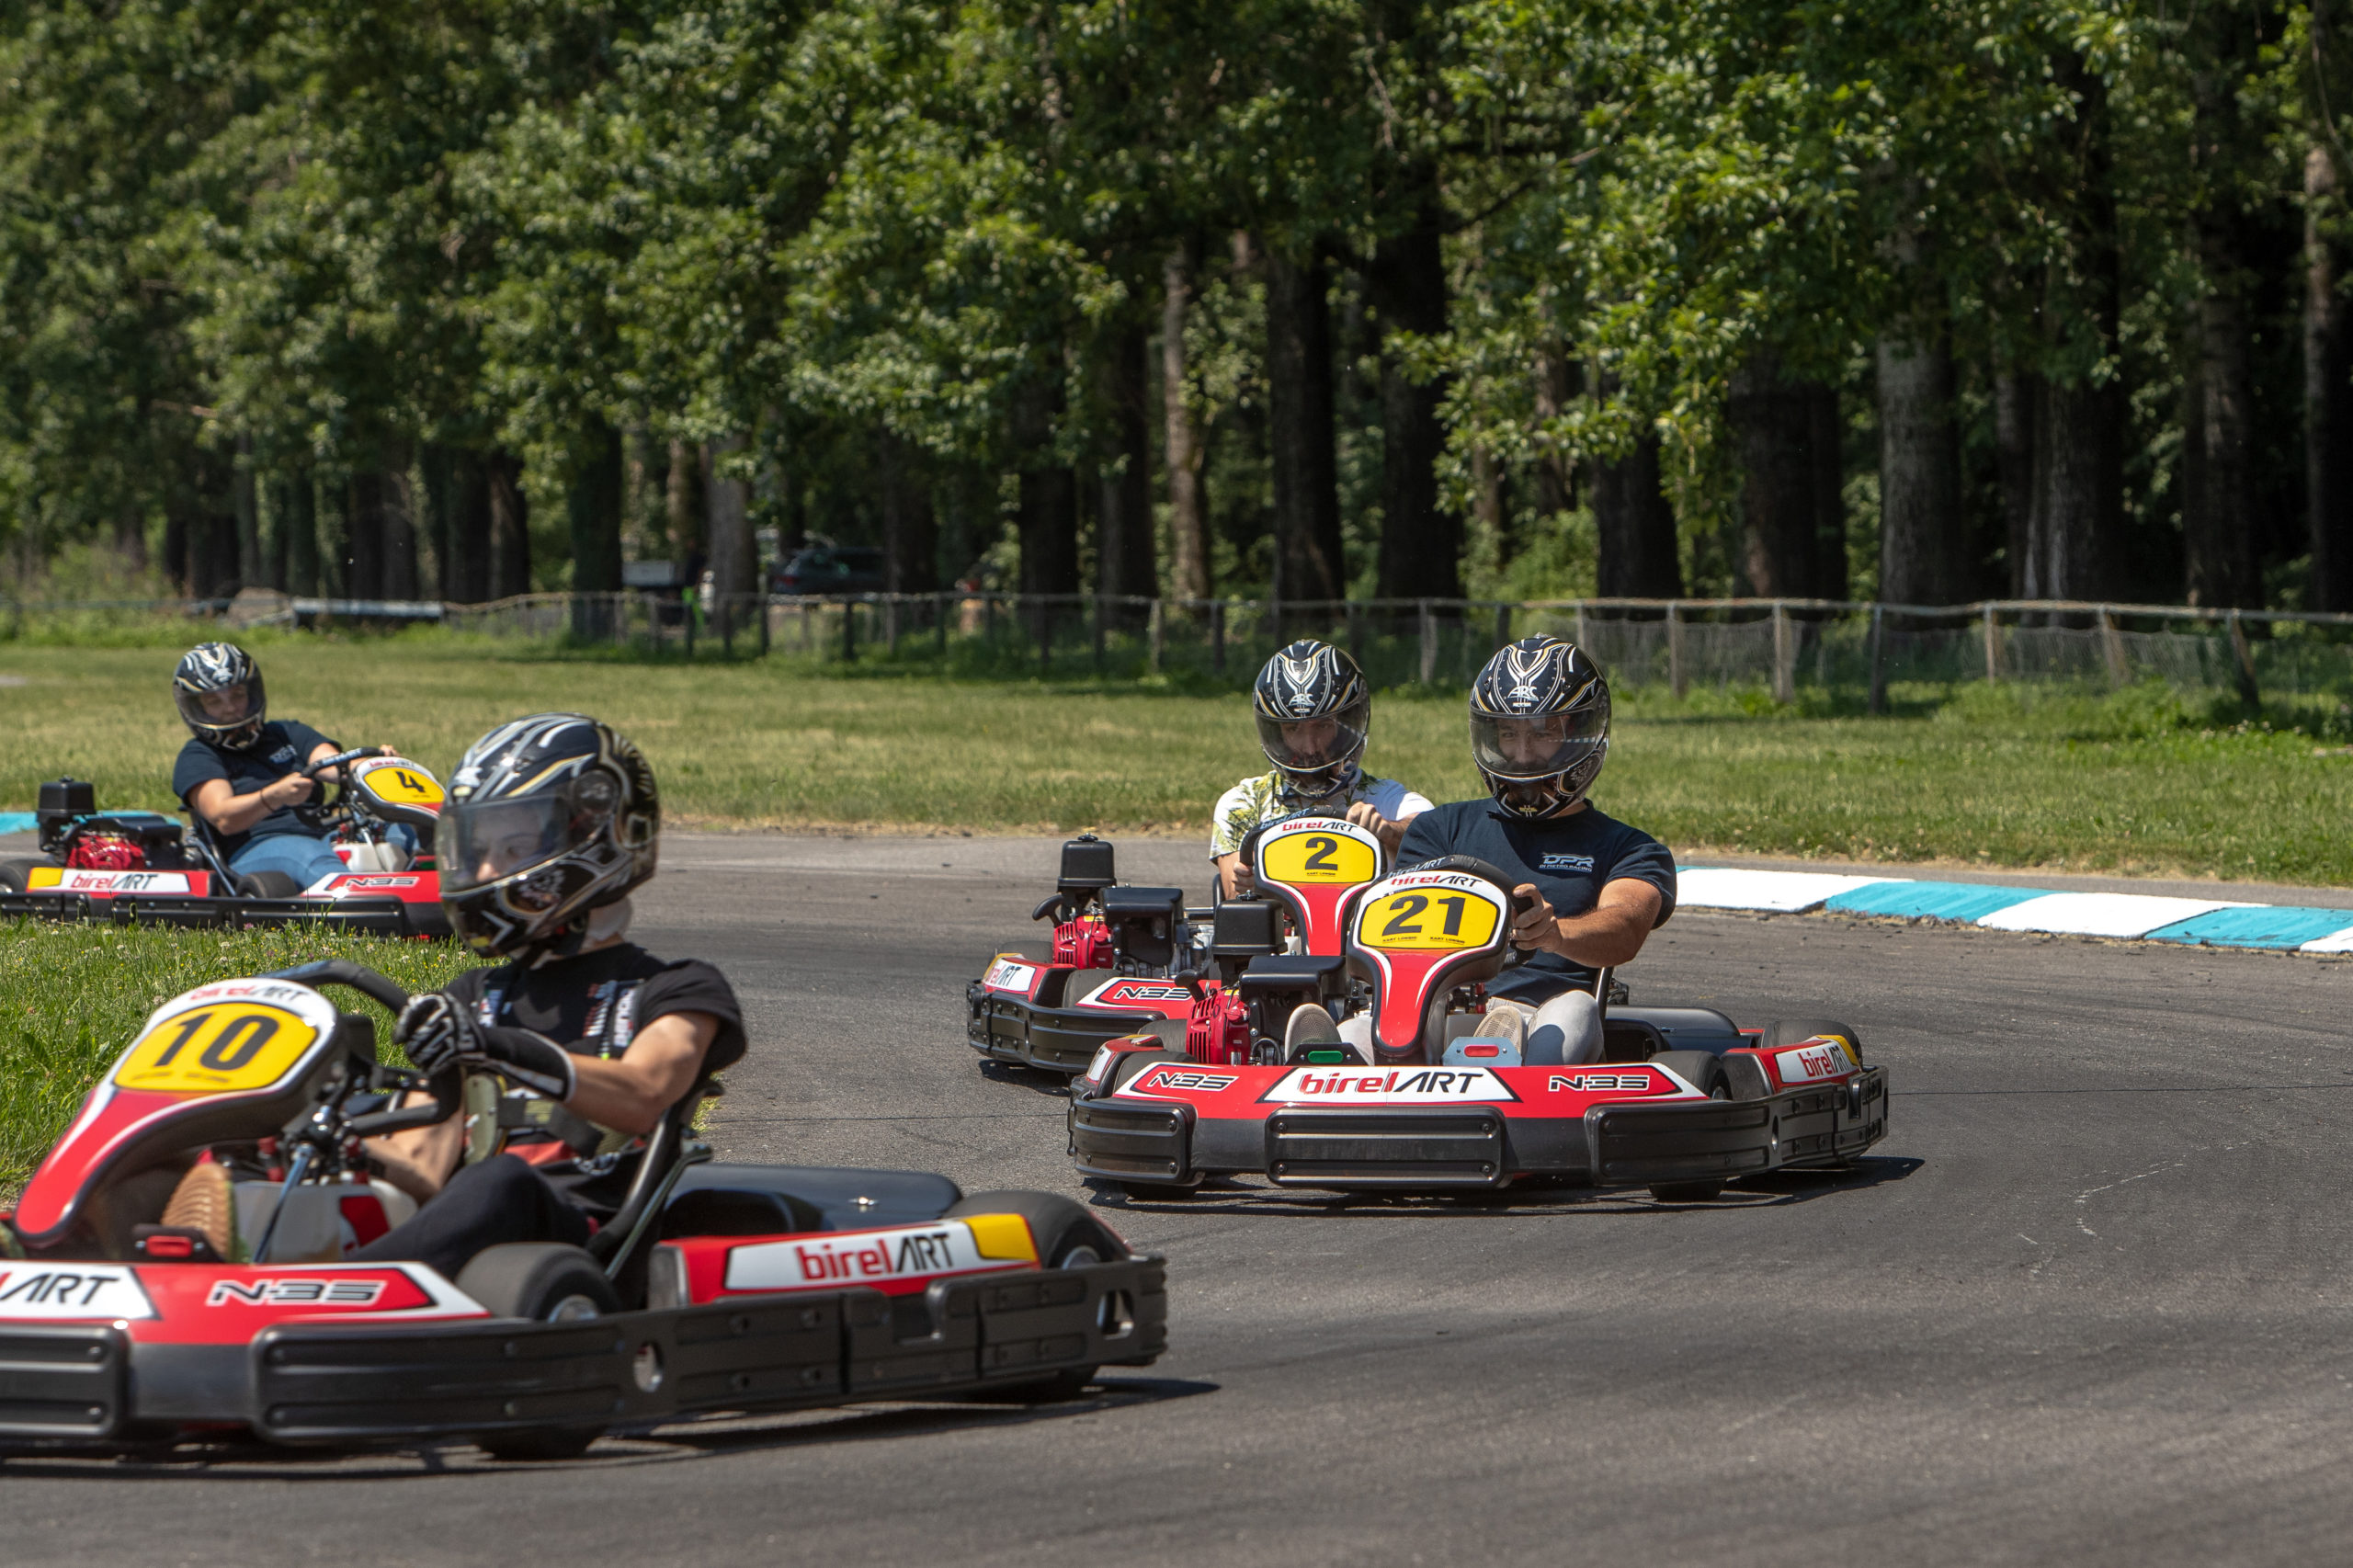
[1391,637,1676,1065]
[1211,641,1432,897]
[169,642,404,891]
[334,713,745,1279]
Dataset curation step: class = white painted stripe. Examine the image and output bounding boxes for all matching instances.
[1973,892,2259,938]
[2298,926,2353,953]
[1677,868,1905,914]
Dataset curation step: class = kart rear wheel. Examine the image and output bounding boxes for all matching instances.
[1763,1017,1864,1060]
[0,855,56,893]
[455,1244,620,1462]
[944,1192,1120,1403]
[239,869,304,898]
[1645,1051,1731,1204]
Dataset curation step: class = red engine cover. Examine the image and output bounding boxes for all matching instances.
[67,834,145,871]
[1052,917,1113,970]
[1185,990,1252,1065]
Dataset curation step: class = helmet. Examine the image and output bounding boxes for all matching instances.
[174,642,267,749]
[1469,636,1611,818]
[437,713,659,958]
[1252,640,1372,801]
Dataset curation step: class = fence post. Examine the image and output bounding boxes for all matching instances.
[798,599,811,654]
[885,594,900,655]
[1148,598,1165,673]
[1417,599,1437,685]
[1347,600,1364,670]
[2227,608,2261,709]
[1770,601,1795,704]
[758,595,770,656]
[1867,603,1886,715]
[1270,591,1283,650]
[721,597,735,655]
[984,592,997,644]
[1668,602,1687,699]
[1211,600,1226,674]
[1494,602,1511,650]
[2098,606,2127,687]
[937,591,949,654]
[1982,604,1998,683]
[1574,602,1589,651]
[1038,597,1052,674]
[686,596,698,658]
[1093,593,1107,672]
[844,597,858,661]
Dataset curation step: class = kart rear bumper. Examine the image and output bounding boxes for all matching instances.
[0,1256,1165,1448]
[0,891,449,938]
[1069,1068,1889,1191]
[966,983,1162,1074]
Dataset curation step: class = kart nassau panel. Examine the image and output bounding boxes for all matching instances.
[0,1248,1167,1445]
[1069,1051,1891,1190]
[10,979,350,1246]
[1345,870,1514,1056]
[968,955,1199,1073]
[1251,815,1386,953]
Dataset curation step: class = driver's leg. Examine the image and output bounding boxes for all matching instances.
[348,1154,592,1280]
[1482,991,1603,1065]
[228,833,349,891]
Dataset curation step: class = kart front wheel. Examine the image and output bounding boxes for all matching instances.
[455,1244,620,1461]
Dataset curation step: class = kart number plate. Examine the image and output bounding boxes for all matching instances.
[113,1002,320,1095]
[1355,887,1502,951]
[355,760,444,806]
[1259,827,1379,887]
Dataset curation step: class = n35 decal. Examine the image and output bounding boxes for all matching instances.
[113,1003,318,1094]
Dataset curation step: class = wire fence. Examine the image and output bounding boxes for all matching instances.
[12,588,2353,704]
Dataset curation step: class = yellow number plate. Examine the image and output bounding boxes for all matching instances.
[114,1003,320,1094]
[358,763,444,806]
[1259,829,1379,888]
[1357,888,1503,951]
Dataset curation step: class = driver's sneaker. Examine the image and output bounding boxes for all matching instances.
[161,1155,237,1262]
[1284,1003,1343,1058]
[1476,1002,1529,1056]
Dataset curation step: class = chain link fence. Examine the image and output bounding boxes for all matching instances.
[13,589,2353,702]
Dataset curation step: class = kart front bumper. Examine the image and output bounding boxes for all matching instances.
[1069,1068,1890,1191]
[966,983,1165,1074]
[0,1256,1165,1448]
[0,891,449,938]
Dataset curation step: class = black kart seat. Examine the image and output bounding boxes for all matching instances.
[661,1164,964,1238]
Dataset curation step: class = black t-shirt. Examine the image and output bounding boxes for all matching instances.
[172,720,335,855]
[442,943,746,1215]
[1396,800,1677,1003]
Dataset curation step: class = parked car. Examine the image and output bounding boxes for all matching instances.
[772,545,886,596]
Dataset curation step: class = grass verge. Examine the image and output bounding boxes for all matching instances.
[0,922,478,1202]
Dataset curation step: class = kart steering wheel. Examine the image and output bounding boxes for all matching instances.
[264,960,462,1135]
[301,745,377,781]
[1410,855,1538,968]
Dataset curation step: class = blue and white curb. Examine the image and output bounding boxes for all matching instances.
[0,812,34,835]
[1678,867,2353,954]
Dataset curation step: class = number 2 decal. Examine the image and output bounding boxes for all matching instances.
[1302,835,1338,872]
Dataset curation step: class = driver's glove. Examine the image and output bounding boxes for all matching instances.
[394,994,578,1103]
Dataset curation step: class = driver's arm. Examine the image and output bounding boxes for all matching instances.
[188,773,315,836]
[1215,851,1251,898]
[1509,877,1664,969]
[1343,801,1416,854]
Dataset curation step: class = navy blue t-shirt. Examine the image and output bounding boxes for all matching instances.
[172,720,335,855]
[1396,800,1677,1002]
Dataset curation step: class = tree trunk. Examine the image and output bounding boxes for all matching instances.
[2036,51,2124,600]
[621,427,656,562]
[284,469,319,597]
[1367,199,1458,598]
[703,433,756,602]
[1265,243,1347,602]
[1097,324,1155,614]
[113,498,148,575]
[436,449,493,603]
[1162,244,1210,601]
[346,472,388,599]
[1014,373,1080,609]
[1995,371,2039,596]
[2184,250,2259,608]
[1729,351,1822,597]
[233,434,259,590]
[2311,146,2353,610]
[665,436,705,578]
[1472,449,1506,572]
[1809,384,1847,599]
[262,482,288,591]
[1877,326,1965,603]
[1591,429,1683,597]
[1532,347,1576,519]
[878,432,938,595]
[380,443,419,601]
[488,452,531,598]
[566,422,624,596]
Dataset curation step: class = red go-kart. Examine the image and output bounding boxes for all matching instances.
[0,961,1165,1457]
[1066,857,1889,1201]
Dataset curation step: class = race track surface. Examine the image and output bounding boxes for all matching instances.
[9,833,2353,1566]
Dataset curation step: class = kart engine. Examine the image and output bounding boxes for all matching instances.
[1185,988,1253,1065]
[66,833,146,870]
[1051,915,1114,970]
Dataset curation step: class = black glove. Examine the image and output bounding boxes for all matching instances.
[393,994,578,1102]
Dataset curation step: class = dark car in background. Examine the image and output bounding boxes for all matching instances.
[772,544,886,596]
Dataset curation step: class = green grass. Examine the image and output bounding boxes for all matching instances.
[5,634,2352,883]
[0,923,478,1200]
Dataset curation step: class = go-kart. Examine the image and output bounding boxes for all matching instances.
[0,960,1165,1456]
[1066,857,1889,1200]
[0,752,450,937]
[965,814,1391,1074]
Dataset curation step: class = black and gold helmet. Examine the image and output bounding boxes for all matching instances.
[1252,640,1371,801]
[174,642,267,750]
[437,713,659,958]
[1469,637,1610,818]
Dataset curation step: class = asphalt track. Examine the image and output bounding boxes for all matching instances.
[9,832,2353,1566]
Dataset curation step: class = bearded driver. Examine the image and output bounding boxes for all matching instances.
[1393,637,1676,1066]
[327,713,747,1279]
[170,642,406,892]
[1211,641,1433,897]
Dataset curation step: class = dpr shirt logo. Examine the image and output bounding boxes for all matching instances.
[1538,854,1595,873]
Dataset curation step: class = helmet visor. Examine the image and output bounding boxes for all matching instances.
[438,784,611,895]
[174,677,264,736]
[1256,697,1370,774]
[1471,706,1608,781]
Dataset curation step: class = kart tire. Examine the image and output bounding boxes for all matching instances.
[0,856,56,893]
[1646,1051,1730,1204]
[1763,1017,1864,1062]
[1116,1179,1203,1200]
[239,869,304,899]
[946,1190,1124,1270]
[455,1244,619,1462]
[1103,1047,1192,1096]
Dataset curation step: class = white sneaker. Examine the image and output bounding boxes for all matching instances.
[1285,1004,1342,1054]
[1477,1003,1529,1056]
